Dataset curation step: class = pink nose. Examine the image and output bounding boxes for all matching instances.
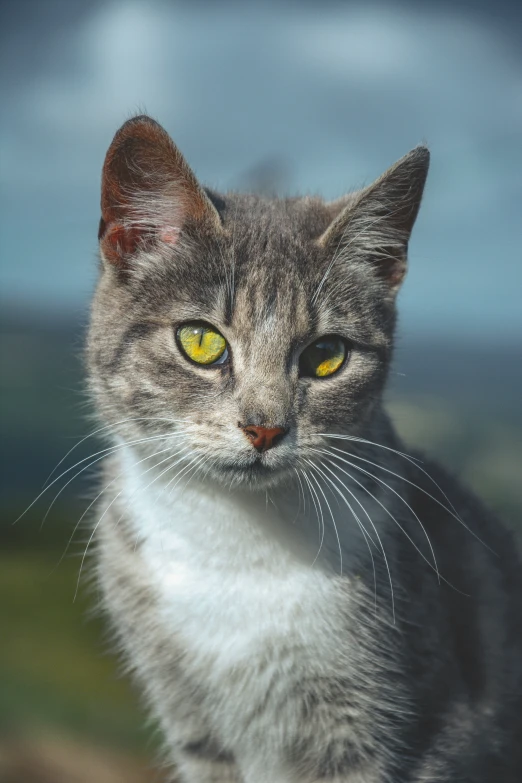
[242,425,286,452]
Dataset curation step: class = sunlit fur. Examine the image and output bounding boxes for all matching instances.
[87,116,522,782]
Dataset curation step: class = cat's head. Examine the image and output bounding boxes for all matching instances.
[88,115,428,489]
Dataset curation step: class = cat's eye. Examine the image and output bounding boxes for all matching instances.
[176,322,228,366]
[299,336,347,378]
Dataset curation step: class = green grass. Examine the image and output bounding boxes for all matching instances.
[0,551,154,753]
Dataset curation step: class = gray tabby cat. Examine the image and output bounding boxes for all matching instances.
[88,115,522,782]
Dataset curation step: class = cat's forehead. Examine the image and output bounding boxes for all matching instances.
[219,195,328,291]
[231,270,310,339]
[170,194,374,342]
[219,193,332,244]
[215,196,324,335]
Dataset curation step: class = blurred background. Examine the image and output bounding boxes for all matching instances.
[1,0,521,780]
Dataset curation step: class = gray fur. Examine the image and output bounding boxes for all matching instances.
[88,116,522,782]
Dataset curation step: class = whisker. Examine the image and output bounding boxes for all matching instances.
[74,493,121,601]
[43,416,196,486]
[131,452,210,553]
[300,469,324,565]
[319,452,468,595]
[320,432,467,526]
[318,433,420,462]
[309,456,390,620]
[355,439,465,527]
[200,455,216,484]
[15,432,189,526]
[165,453,206,497]
[54,446,177,573]
[180,454,211,495]
[37,436,184,531]
[112,447,194,551]
[74,449,187,601]
[324,448,440,583]
[306,463,343,575]
[329,446,494,554]
[293,468,306,522]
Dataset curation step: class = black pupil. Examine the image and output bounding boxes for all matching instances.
[300,339,344,377]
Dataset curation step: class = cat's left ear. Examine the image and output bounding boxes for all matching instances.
[318,146,430,293]
[99,115,222,268]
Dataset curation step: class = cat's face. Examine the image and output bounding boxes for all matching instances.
[88,116,428,489]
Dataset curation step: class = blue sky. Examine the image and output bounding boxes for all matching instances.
[1,0,521,342]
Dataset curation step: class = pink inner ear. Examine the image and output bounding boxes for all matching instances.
[101,222,145,266]
[99,117,220,268]
[159,226,181,245]
[389,267,406,286]
[386,257,407,287]
[100,220,181,266]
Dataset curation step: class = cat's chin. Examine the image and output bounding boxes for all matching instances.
[210,457,294,490]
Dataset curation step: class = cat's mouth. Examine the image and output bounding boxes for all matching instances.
[214,450,293,487]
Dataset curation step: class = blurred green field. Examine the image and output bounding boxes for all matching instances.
[0,551,148,751]
[0,538,161,781]
[0,552,146,747]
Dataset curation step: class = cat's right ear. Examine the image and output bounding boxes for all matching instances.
[318,146,430,295]
[98,115,222,268]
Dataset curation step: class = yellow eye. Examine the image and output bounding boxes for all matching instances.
[299,337,347,378]
[177,322,228,366]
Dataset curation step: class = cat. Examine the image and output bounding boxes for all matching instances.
[88,115,522,782]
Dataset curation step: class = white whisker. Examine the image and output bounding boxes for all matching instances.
[318,433,420,462]
[293,468,306,522]
[323,447,439,583]
[306,462,343,575]
[329,446,493,554]
[300,469,325,565]
[74,447,189,601]
[318,451,469,595]
[165,453,206,497]
[37,436,186,531]
[55,446,176,573]
[320,432,469,528]
[43,416,196,486]
[311,456,398,621]
[15,432,192,526]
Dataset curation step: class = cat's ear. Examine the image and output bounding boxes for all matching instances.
[98,115,221,267]
[319,146,430,292]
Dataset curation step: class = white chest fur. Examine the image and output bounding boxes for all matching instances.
[120,449,350,690]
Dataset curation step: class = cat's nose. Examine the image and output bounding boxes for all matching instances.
[241,424,287,452]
